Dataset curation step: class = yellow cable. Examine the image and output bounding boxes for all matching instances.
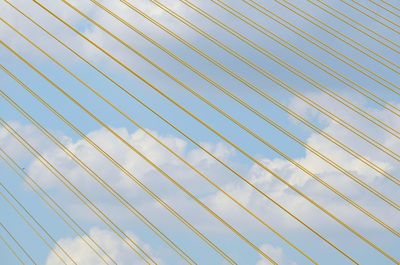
[100,0,400,197]
[370,0,400,18]
[0,67,235,264]
[15,1,398,261]
[378,0,400,17]
[0,118,156,265]
[211,0,400,156]
[0,182,74,265]
[318,0,400,41]
[1,18,316,264]
[0,94,197,265]
[0,148,117,265]
[5,11,399,244]
[2,4,358,261]
[130,0,399,188]
[307,0,400,52]
[225,0,400,118]
[1,42,276,264]
[246,0,400,96]
[0,234,26,265]
[0,231,26,265]
[20,1,399,261]
[342,0,400,33]
[118,0,400,188]
[0,222,34,265]
[190,0,400,126]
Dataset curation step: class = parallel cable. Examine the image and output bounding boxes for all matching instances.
[9,4,398,263]
[139,0,400,185]
[369,0,400,18]
[0,117,157,265]
[21,1,399,261]
[307,0,400,44]
[86,0,400,196]
[210,0,400,157]
[0,100,193,265]
[0,228,26,265]
[287,0,400,61]
[378,0,400,17]
[341,0,400,33]
[3,0,400,262]
[246,0,400,96]
[0,147,117,265]
[126,0,400,190]
[211,0,400,127]
[2,4,359,261]
[0,66,236,264]
[0,18,316,264]
[33,0,398,220]
[0,181,74,265]
[32,0,400,202]
[1,42,277,265]
[4,15,398,244]
[186,0,400,133]
[0,222,35,265]
[309,0,400,51]
[0,7,193,262]
[0,94,198,265]
[306,0,400,53]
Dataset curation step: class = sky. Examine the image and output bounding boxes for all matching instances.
[0,0,399,264]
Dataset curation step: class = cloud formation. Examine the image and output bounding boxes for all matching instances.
[46,227,159,265]
[2,93,398,264]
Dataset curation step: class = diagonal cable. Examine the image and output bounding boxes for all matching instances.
[0,18,318,264]
[0,221,36,265]
[0,181,75,265]
[4,14,398,243]
[245,0,400,95]
[0,67,237,264]
[0,4,359,261]
[340,0,400,33]
[2,23,394,265]
[0,147,118,265]
[0,118,158,265]
[0,45,277,264]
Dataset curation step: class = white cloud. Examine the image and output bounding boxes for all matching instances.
[2,93,399,265]
[0,121,59,161]
[208,94,400,230]
[25,126,234,201]
[46,227,160,265]
[5,92,399,233]
[0,0,199,66]
[256,244,296,265]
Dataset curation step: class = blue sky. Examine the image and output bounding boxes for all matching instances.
[1,0,399,264]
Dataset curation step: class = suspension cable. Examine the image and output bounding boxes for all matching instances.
[0,4,359,261]
[0,18,316,264]
[0,147,117,265]
[0,118,157,265]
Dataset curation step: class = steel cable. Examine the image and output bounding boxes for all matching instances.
[0,4,359,261]
[245,0,400,96]
[0,147,118,265]
[0,118,157,265]
[0,222,35,265]
[3,7,396,264]
[0,19,317,264]
[0,66,236,264]
[4,14,399,243]
[0,182,74,265]
[341,0,400,33]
